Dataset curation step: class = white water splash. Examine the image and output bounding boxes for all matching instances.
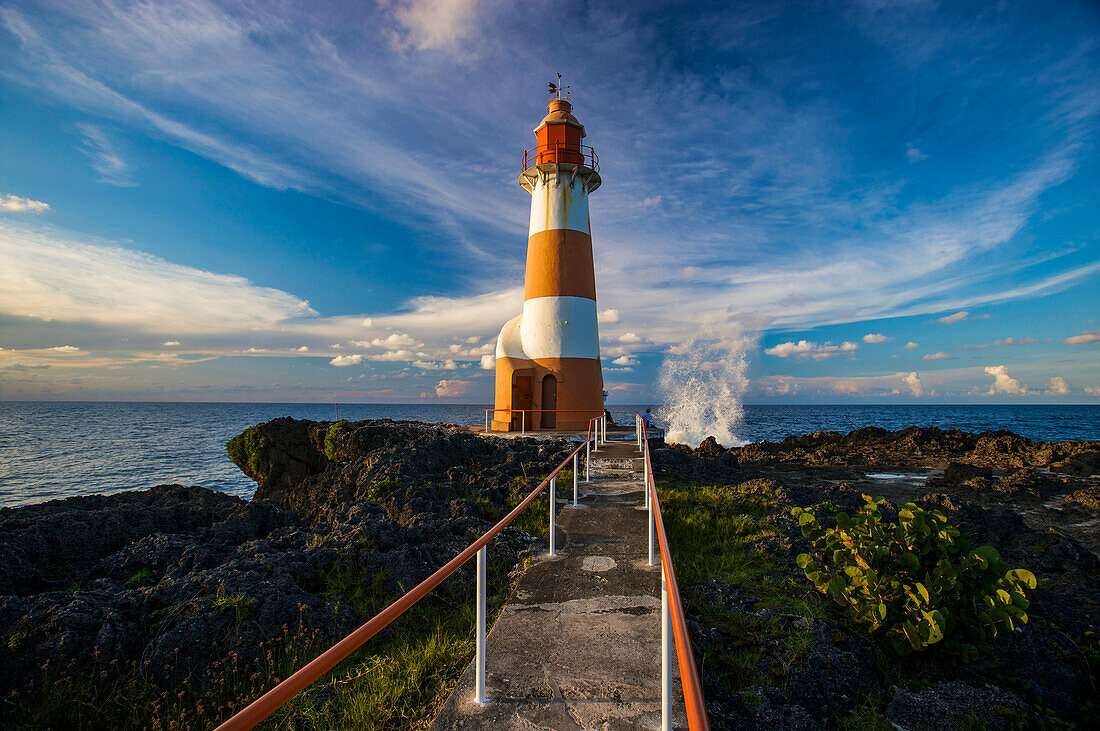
[656,325,754,447]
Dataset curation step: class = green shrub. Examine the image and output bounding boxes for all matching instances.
[793,495,1036,662]
[225,425,268,475]
[325,420,351,461]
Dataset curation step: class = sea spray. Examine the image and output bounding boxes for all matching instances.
[656,326,754,447]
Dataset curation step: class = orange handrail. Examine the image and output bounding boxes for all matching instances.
[483,408,606,413]
[215,438,590,731]
[641,418,711,730]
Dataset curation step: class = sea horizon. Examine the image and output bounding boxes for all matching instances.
[1,401,1097,509]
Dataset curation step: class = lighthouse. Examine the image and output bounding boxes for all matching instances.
[491,90,604,432]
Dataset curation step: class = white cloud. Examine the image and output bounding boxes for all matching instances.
[1065,329,1100,345]
[1047,376,1071,395]
[432,378,472,398]
[0,222,315,334]
[297,345,309,352]
[764,340,858,360]
[923,351,952,360]
[905,341,919,349]
[77,123,137,187]
[330,354,364,366]
[360,332,418,348]
[598,309,620,323]
[938,311,969,324]
[50,345,80,352]
[369,349,416,361]
[390,0,481,53]
[985,365,1028,395]
[479,354,494,370]
[612,355,639,366]
[163,340,180,346]
[906,143,928,162]
[1086,386,1100,396]
[862,333,891,343]
[618,332,643,344]
[903,371,923,397]
[0,194,50,213]
[411,359,458,370]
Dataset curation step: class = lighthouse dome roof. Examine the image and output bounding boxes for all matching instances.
[534,98,586,137]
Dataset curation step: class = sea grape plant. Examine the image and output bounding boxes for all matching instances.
[792,495,1037,662]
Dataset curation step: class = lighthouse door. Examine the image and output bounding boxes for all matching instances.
[513,375,533,431]
[541,375,557,429]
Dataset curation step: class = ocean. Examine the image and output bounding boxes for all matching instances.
[0,402,1097,508]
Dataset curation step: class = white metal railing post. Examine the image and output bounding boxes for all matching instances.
[485,411,489,433]
[573,453,578,506]
[648,483,655,567]
[548,476,557,557]
[521,410,525,435]
[661,563,672,730]
[591,421,598,452]
[475,544,487,704]
[644,452,650,509]
[585,436,591,481]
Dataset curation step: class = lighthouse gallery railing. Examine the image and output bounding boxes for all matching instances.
[522,142,599,172]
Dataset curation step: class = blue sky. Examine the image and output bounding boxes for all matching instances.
[0,0,1097,404]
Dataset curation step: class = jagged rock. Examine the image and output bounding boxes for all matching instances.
[709,426,1098,473]
[784,620,881,722]
[884,680,1031,730]
[0,419,569,706]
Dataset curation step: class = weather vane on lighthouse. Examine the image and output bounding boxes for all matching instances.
[547,73,570,100]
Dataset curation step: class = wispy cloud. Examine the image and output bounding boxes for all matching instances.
[389,0,482,54]
[923,351,952,360]
[0,194,49,213]
[764,340,858,360]
[0,220,314,334]
[938,311,969,324]
[1065,329,1100,345]
[862,333,892,343]
[77,123,137,186]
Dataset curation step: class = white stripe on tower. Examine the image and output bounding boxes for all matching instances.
[528,174,590,235]
[519,296,600,359]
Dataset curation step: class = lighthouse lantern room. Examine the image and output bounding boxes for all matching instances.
[491,88,604,432]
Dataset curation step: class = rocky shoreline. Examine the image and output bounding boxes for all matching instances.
[1,418,572,729]
[659,427,1099,729]
[1,419,1097,729]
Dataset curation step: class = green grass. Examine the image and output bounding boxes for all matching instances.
[657,477,822,692]
[211,590,256,623]
[2,554,517,731]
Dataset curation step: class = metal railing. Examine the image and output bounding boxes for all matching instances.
[215,432,595,730]
[638,414,711,731]
[484,407,606,436]
[522,142,599,173]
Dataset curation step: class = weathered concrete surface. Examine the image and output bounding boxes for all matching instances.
[429,441,687,730]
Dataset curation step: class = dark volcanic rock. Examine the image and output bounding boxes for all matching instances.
[784,621,881,722]
[711,426,1099,473]
[236,417,571,523]
[0,419,566,711]
[884,680,1031,730]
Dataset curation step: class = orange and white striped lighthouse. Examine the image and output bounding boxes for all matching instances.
[491,92,604,431]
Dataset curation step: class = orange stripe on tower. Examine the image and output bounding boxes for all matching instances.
[523,229,596,301]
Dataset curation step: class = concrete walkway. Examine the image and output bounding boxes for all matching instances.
[429,440,686,730]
